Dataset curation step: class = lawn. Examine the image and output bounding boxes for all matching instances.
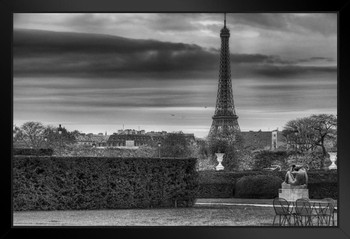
[14,205,338,227]
[13,206,278,226]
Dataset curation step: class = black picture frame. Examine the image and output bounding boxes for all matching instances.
[3,0,350,238]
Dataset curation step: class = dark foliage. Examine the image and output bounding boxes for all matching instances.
[198,170,268,184]
[306,170,338,183]
[252,150,292,170]
[197,170,281,198]
[196,138,209,159]
[198,183,234,198]
[196,170,337,199]
[13,156,198,211]
[160,132,192,158]
[208,137,229,155]
[221,147,243,171]
[13,148,54,156]
[308,182,338,199]
[208,132,244,171]
[235,175,283,199]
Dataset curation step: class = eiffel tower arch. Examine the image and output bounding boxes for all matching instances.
[208,13,240,140]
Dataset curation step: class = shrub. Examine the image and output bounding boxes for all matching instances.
[197,157,216,171]
[196,170,282,198]
[160,132,192,158]
[13,156,198,211]
[207,133,245,171]
[198,170,267,184]
[287,151,328,170]
[235,175,283,199]
[195,139,210,159]
[307,170,338,183]
[13,148,54,156]
[197,171,254,198]
[221,146,239,171]
[252,150,291,170]
[66,145,158,158]
[198,183,234,198]
[196,170,337,199]
[308,182,338,199]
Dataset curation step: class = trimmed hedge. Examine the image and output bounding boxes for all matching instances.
[13,156,198,211]
[197,171,238,198]
[13,148,54,156]
[198,183,234,198]
[252,150,291,170]
[198,170,283,184]
[235,175,283,199]
[197,170,338,199]
[308,182,338,199]
[197,170,282,198]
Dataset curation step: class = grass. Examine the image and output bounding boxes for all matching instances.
[14,205,338,226]
[13,206,276,226]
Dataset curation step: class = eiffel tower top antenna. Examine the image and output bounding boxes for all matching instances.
[224,13,226,27]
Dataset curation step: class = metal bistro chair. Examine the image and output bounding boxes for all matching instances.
[294,198,317,226]
[317,198,336,226]
[273,197,293,226]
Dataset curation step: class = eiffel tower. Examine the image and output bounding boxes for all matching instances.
[208,13,240,139]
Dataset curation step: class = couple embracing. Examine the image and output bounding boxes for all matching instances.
[283,164,308,187]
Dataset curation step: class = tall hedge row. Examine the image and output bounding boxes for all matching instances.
[235,175,283,199]
[197,170,337,199]
[13,156,198,211]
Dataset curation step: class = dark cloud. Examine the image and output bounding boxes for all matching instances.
[231,54,290,64]
[13,29,336,79]
[148,14,200,32]
[245,65,336,78]
[249,82,336,91]
[289,14,337,36]
[63,14,200,34]
[229,13,336,36]
[231,14,288,30]
[13,29,215,78]
[299,57,334,63]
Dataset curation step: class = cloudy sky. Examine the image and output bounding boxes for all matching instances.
[13,13,337,138]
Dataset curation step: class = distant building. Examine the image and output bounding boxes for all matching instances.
[241,130,286,151]
[107,134,152,147]
[117,129,146,135]
[106,130,195,148]
[145,131,167,137]
[76,134,110,148]
[74,128,195,149]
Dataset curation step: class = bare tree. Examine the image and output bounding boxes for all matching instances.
[282,114,337,168]
[14,121,47,149]
[309,114,337,158]
[282,117,316,153]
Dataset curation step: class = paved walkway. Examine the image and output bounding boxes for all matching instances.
[194,198,274,208]
[194,198,337,210]
[196,198,274,204]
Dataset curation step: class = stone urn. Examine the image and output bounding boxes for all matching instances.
[328,152,337,170]
[215,153,225,171]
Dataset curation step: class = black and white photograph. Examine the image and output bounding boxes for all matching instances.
[12,13,338,226]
